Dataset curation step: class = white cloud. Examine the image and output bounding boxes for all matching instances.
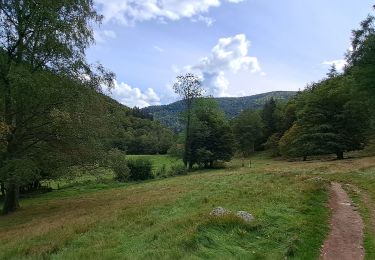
[153,45,164,53]
[94,30,117,43]
[322,59,347,71]
[191,15,215,26]
[95,0,244,26]
[109,80,161,108]
[182,34,262,96]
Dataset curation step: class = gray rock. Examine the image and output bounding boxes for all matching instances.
[306,176,326,183]
[236,211,254,222]
[210,207,229,217]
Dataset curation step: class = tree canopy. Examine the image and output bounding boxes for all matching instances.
[189,99,234,167]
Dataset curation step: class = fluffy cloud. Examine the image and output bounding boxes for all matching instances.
[185,34,262,96]
[322,59,347,71]
[109,80,161,108]
[94,0,244,26]
[94,30,117,43]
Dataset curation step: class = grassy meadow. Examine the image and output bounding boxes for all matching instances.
[0,153,375,259]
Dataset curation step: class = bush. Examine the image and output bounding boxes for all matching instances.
[168,163,188,176]
[127,158,154,181]
[113,164,130,182]
[108,149,130,182]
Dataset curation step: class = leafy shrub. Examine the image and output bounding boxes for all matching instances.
[127,158,154,181]
[108,149,130,182]
[113,164,130,182]
[168,163,188,176]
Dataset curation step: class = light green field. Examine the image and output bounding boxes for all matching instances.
[0,154,375,259]
[44,155,181,190]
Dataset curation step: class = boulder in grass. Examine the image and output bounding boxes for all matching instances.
[236,211,254,222]
[210,207,230,217]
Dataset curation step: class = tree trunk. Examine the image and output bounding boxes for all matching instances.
[303,156,307,161]
[0,182,5,197]
[2,183,20,214]
[2,64,21,214]
[336,151,344,160]
[184,101,192,170]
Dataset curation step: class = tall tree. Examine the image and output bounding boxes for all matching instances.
[279,123,309,161]
[232,110,263,157]
[293,76,370,159]
[173,73,204,169]
[327,64,339,78]
[260,98,280,145]
[190,99,234,167]
[346,8,375,124]
[0,0,113,214]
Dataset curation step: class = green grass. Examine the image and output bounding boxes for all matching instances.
[1,154,374,259]
[343,182,375,260]
[128,154,181,167]
[43,155,181,190]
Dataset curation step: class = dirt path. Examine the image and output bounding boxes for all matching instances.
[320,182,364,260]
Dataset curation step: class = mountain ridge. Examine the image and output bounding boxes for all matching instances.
[143,91,297,131]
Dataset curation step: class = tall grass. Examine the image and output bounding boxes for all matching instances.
[0,154,374,259]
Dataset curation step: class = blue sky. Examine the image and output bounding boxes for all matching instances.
[88,0,374,107]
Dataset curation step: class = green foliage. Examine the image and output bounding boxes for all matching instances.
[105,100,175,155]
[108,150,129,182]
[167,143,185,158]
[168,163,188,176]
[189,99,234,167]
[0,0,174,213]
[261,98,278,139]
[264,134,281,157]
[0,0,111,213]
[172,73,204,168]
[294,76,370,159]
[155,164,167,177]
[0,65,109,186]
[143,91,296,131]
[279,124,308,159]
[127,158,154,181]
[276,7,375,159]
[232,110,263,156]
[346,10,375,125]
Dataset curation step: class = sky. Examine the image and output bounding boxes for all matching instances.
[88,0,375,108]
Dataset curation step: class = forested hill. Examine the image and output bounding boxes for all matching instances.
[143,91,297,131]
[99,94,174,155]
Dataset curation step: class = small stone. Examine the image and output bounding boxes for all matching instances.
[210,207,229,216]
[236,211,254,222]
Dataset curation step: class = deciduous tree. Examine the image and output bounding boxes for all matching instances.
[0,0,113,214]
[232,110,263,157]
[173,73,204,169]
